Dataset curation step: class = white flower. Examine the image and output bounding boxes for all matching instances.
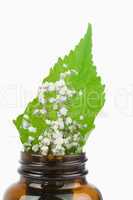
[33,109,40,115]
[83,124,87,128]
[66,143,73,149]
[59,88,67,95]
[73,134,80,142]
[72,142,78,147]
[58,118,64,129]
[53,104,58,110]
[32,144,39,152]
[63,64,68,68]
[65,117,72,125]
[24,142,30,147]
[38,95,45,104]
[23,114,29,120]
[72,90,76,95]
[45,119,51,125]
[71,69,78,75]
[28,136,34,143]
[77,123,82,128]
[52,130,61,139]
[60,71,72,79]
[73,120,77,125]
[64,137,71,145]
[57,112,61,117]
[24,144,31,151]
[52,145,65,156]
[56,95,67,103]
[48,83,55,91]
[42,138,50,145]
[41,146,49,155]
[54,137,64,146]
[59,107,68,116]
[28,126,37,133]
[49,97,56,103]
[79,90,83,96]
[67,90,75,97]
[55,80,65,90]
[65,71,71,76]
[51,121,59,130]
[22,120,30,129]
[60,96,67,102]
[60,73,66,79]
[69,125,74,131]
[80,115,84,120]
[40,109,47,114]
[38,135,43,141]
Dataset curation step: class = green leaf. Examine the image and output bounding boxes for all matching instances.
[14,23,105,148]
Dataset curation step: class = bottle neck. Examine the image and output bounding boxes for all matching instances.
[19,152,88,184]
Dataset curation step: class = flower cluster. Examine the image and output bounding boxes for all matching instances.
[38,119,83,156]
[23,69,86,155]
[24,116,83,156]
[38,73,76,105]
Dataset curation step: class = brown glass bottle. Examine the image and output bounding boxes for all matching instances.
[3,152,103,200]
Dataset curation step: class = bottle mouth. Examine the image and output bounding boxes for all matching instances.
[18,152,88,182]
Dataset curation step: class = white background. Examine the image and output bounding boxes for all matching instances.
[0,0,133,199]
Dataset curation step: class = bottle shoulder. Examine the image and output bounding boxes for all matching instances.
[3,181,102,200]
[3,181,27,200]
[73,183,103,200]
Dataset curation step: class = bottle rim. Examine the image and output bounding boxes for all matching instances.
[18,151,88,182]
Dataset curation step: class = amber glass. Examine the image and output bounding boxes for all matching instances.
[3,152,103,200]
